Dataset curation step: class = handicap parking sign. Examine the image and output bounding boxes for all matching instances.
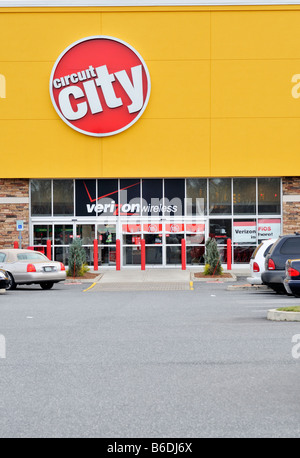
[16,220,24,231]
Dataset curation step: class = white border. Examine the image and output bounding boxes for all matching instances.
[49,35,151,138]
[2,0,300,6]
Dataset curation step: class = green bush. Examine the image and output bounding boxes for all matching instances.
[67,238,87,277]
[204,238,222,276]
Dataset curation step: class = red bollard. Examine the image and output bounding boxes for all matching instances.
[13,241,18,249]
[227,238,232,270]
[93,239,98,271]
[116,239,121,271]
[181,238,186,270]
[141,238,146,271]
[47,239,52,260]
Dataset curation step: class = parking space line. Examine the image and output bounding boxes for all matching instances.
[83,282,97,292]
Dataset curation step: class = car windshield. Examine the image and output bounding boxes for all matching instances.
[17,252,48,261]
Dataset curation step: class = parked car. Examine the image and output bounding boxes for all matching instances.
[284,259,300,297]
[0,249,66,290]
[261,233,300,293]
[246,238,277,285]
[0,268,9,290]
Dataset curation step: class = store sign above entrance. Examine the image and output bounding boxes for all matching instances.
[49,36,151,137]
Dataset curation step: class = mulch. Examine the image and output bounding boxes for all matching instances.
[66,272,100,280]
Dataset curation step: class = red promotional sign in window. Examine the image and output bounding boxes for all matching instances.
[143,224,162,233]
[122,224,142,233]
[186,224,205,233]
[165,224,184,233]
[50,36,151,137]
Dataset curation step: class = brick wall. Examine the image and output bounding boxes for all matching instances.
[282,177,300,235]
[0,179,29,248]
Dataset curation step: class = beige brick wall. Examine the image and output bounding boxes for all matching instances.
[0,179,29,248]
[282,177,300,235]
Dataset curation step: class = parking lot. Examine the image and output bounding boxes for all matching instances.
[0,276,300,438]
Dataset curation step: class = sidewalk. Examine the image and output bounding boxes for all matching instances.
[85,267,250,291]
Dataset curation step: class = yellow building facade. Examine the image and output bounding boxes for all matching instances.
[0,1,299,267]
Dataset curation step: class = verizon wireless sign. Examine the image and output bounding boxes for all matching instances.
[50,36,151,136]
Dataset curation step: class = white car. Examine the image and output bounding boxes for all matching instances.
[0,249,66,290]
[247,239,277,285]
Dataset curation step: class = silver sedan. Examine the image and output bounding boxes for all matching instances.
[0,249,66,290]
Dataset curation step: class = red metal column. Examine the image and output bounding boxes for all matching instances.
[116,239,121,271]
[181,238,186,270]
[47,239,52,260]
[227,238,232,270]
[141,238,146,271]
[13,241,18,249]
[93,239,98,271]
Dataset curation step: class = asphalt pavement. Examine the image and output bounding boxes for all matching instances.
[0,270,300,438]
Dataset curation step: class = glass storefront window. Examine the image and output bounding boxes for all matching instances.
[99,246,117,266]
[258,178,280,214]
[31,180,51,216]
[166,246,181,264]
[209,178,231,214]
[142,179,163,216]
[123,247,141,265]
[53,180,74,216]
[77,225,95,245]
[97,224,116,244]
[54,246,69,266]
[233,219,256,244]
[146,247,162,265]
[33,225,52,246]
[54,225,73,245]
[75,180,96,217]
[258,218,281,243]
[186,246,205,265]
[29,178,283,266]
[120,179,140,217]
[209,219,231,244]
[233,246,256,264]
[186,179,207,216]
[233,178,256,214]
[164,179,185,217]
[98,179,119,217]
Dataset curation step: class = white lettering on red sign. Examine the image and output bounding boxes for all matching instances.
[50,36,151,137]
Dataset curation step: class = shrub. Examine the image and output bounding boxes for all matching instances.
[204,238,222,276]
[67,238,86,277]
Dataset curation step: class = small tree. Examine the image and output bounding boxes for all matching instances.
[204,237,222,276]
[67,238,86,277]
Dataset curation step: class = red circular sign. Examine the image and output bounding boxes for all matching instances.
[50,36,151,137]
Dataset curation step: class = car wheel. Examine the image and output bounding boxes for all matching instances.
[6,272,16,290]
[270,284,286,294]
[40,282,54,290]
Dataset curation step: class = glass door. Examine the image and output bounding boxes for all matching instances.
[76,224,95,266]
[165,223,184,266]
[122,223,142,266]
[143,223,163,266]
[97,223,117,266]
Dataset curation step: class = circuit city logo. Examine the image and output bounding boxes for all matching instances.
[49,36,151,137]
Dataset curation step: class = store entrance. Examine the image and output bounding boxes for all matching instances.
[32,220,206,268]
[121,221,206,267]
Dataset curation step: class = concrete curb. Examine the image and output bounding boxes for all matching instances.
[267,308,300,321]
[0,288,6,294]
[227,284,269,291]
[192,273,237,282]
[64,274,102,284]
